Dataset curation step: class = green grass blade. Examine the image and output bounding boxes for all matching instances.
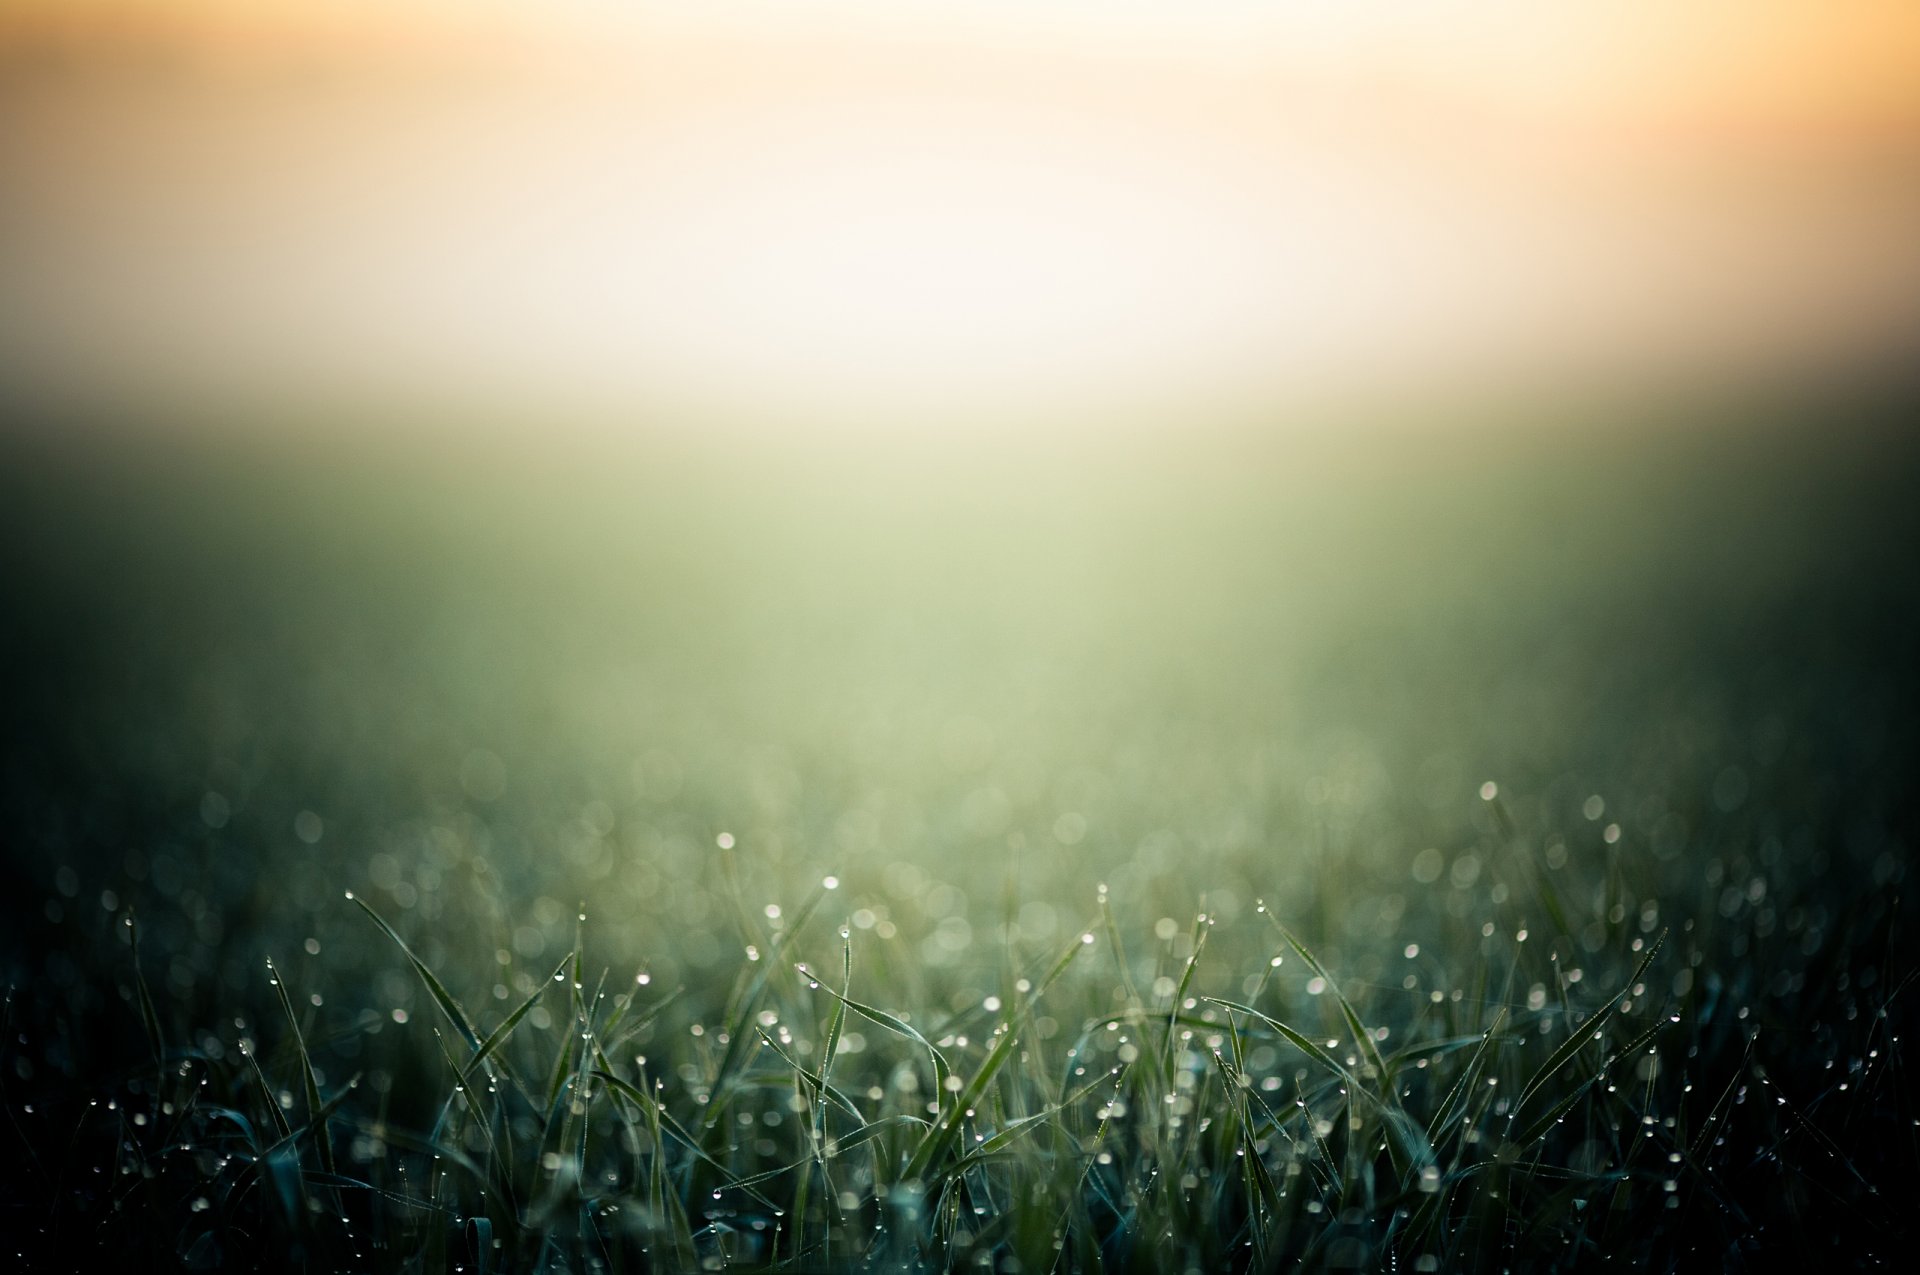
[1516,1015,1669,1146]
[266,956,335,1175]
[903,1019,1021,1184]
[1163,914,1211,1073]
[1266,913,1388,1082]
[799,971,952,1115]
[817,930,851,1093]
[1201,997,1350,1081]
[461,956,570,1089]
[123,907,165,1069]
[587,1069,784,1213]
[1514,932,1665,1117]
[756,1028,865,1123]
[349,891,481,1051]
[706,884,830,1120]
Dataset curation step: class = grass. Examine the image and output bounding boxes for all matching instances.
[2,401,1917,1268]
[3,816,1911,1271]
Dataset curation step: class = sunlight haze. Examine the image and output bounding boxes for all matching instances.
[3,1,1918,432]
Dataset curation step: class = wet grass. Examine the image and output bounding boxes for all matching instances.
[3,808,1912,1271]
[2,396,1917,1268]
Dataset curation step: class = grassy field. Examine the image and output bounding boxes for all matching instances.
[1,391,1915,1270]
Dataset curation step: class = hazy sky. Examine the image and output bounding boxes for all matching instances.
[4,1,1918,432]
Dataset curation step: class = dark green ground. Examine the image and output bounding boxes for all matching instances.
[1,386,1915,1270]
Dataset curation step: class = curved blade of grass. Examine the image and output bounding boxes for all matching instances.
[1513,1066,1601,1149]
[427,1027,517,1220]
[587,1069,784,1214]
[1213,1036,1290,1236]
[266,956,335,1175]
[200,1105,261,1148]
[938,1069,1122,1184]
[1206,1042,1283,1262]
[1385,1033,1518,1073]
[604,985,686,1055]
[1205,995,1432,1172]
[595,966,651,1041]
[1263,912,1387,1082]
[1425,1008,1507,1148]
[619,1061,697,1267]
[541,953,587,1121]
[1515,1016,1670,1146]
[335,1113,503,1213]
[1202,997,1349,1081]
[755,1028,865,1123]
[349,892,480,1051]
[817,930,851,1094]
[221,1075,362,1208]
[461,956,570,1091]
[469,1217,493,1275]
[900,925,1096,1183]
[1514,931,1664,1117]
[798,927,855,1263]
[124,907,164,1070]
[241,1034,295,1144]
[574,1014,663,1225]
[800,973,953,1122]
[706,884,829,1123]
[1027,924,1094,1004]
[1162,915,1211,1074]
[1100,891,1142,1010]
[566,954,612,1158]
[303,1170,454,1213]
[905,1026,1020,1183]
[727,1115,929,1192]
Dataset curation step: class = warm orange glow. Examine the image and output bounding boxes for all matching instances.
[4,2,1918,432]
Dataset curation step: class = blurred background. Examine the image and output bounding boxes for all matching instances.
[5,1,1920,429]
[2,1,1917,1063]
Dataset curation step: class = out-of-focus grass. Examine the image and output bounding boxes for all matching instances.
[0,389,1915,1268]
